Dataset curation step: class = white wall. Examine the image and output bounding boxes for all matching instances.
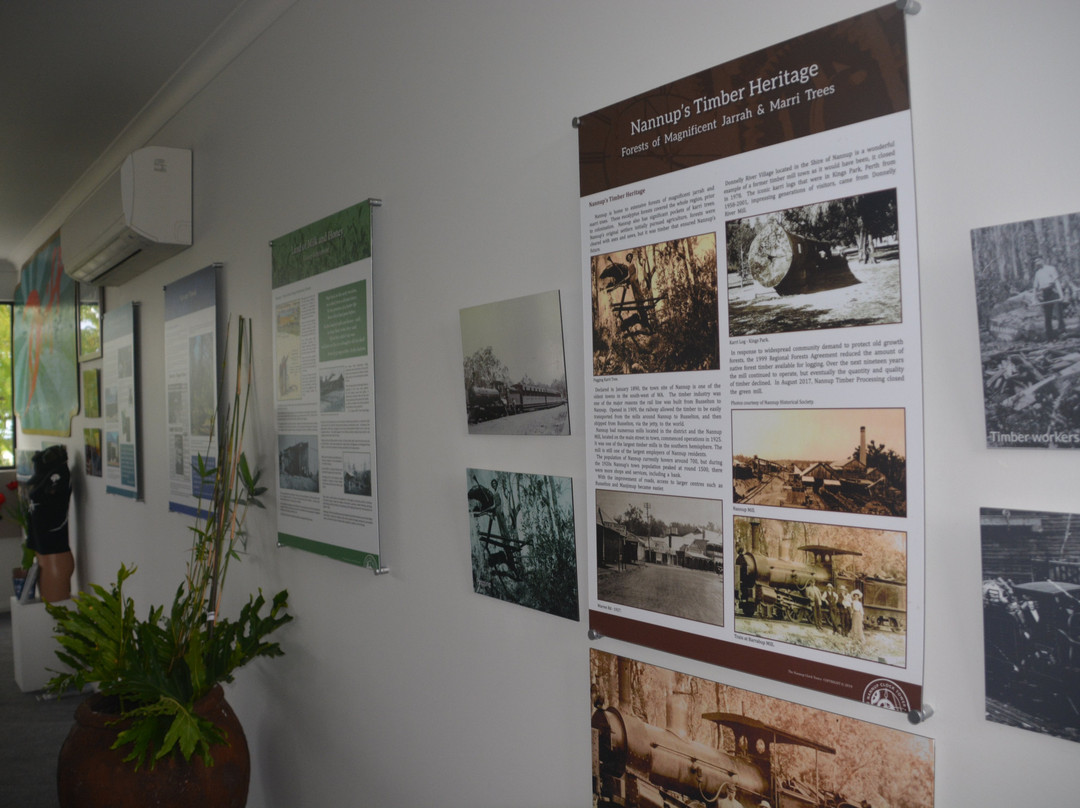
[24,0,1080,805]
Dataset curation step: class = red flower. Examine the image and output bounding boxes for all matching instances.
[6,480,17,491]
[0,492,7,507]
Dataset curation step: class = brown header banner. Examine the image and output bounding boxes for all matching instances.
[578,3,909,198]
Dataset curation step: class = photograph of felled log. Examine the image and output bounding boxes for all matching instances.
[747,219,860,295]
[591,232,719,375]
[727,188,901,337]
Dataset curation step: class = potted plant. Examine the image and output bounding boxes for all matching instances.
[45,317,291,808]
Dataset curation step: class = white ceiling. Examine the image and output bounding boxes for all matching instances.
[0,0,289,274]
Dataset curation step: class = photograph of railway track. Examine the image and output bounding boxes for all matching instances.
[732,407,906,517]
[734,515,907,666]
[726,189,902,338]
[591,233,719,376]
[981,507,1080,743]
[591,649,935,808]
[467,468,578,620]
[595,490,724,627]
[970,211,1080,449]
[460,290,569,435]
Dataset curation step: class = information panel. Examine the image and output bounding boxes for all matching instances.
[103,302,141,499]
[164,264,219,516]
[271,200,382,569]
[580,4,924,710]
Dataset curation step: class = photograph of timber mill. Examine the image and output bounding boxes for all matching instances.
[595,490,724,627]
[726,188,902,337]
[732,408,906,517]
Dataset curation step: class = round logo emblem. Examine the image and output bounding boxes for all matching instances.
[861,678,910,712]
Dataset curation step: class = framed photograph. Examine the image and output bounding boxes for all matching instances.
[981,507,1080,743]
[83,368,100,418]
[971,211,1080,448]
[78,283,103,362]
[460,290,570,435]
[84,428,102,477]
[467,468,578,620]
[591,649,934,808]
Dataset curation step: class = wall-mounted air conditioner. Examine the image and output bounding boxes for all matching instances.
[61,146,192,286]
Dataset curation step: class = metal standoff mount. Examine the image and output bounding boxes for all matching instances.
[572,116,581,129]
[896,0,921,14]
[588,628,604,641]
[373,566,390,576]
[907,703,934,725]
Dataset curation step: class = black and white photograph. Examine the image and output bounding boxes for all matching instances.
[460,290,569,435]
[970,211,1080,449]
[981,507,1080,743]
[320,370,346,413]
[343,451,371,496]
[726,189,901,337]
[732,408,907,517]
[466,468,578,620]
[734,515,907,666]
[590,649,935,808]
[591,233,719,376]
[595,489,723,627]
[278,433,320,493]
[104,387,118,420]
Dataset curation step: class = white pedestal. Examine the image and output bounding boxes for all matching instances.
[9,595,68,692]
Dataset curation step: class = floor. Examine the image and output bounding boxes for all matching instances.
[0,610,79,808]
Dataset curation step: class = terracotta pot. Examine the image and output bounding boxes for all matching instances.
[57,684,250,808]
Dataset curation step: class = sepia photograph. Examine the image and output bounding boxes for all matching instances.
[734,515,907,666]
[591,649,935,808]
[981,507,1080,743]
[732,408,906,517]
[970,211,1080,449]
[727,189,901,337]
[466,468,578,620]
[460,290,569,435]
[591,232,719,376]
[595,490,723,627]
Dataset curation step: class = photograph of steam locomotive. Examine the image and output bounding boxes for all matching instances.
[970,210,1080,449]
[460,290,570,435]
[466,468,578,621]
[595,490,724,627]
[981,507,1080,743]
[733,408,906,517]
[726,188,901,338]
[591,232,719,376]
[734,515,907,666]
[591,649,935,808]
